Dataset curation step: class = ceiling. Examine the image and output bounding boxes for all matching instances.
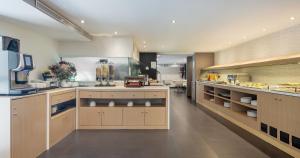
[0,0,89,41]
[1,0,300,53]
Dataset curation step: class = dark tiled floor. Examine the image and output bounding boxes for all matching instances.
[39,90,269,158]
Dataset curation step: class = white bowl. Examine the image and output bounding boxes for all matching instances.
[127,101,134,107]
[89,100,96,107]
[240,97,252,104]
[247,110,257,118]
[224,102,231,108]
[251,100,257,106]
[108,101,115,107]
[145,101,151,107]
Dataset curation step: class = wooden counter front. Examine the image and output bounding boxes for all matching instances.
[77,87,170,130]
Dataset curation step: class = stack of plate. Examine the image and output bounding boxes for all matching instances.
[224,102,231,108]
[247,110,257,118]
[240,97,252,104]
[251,100,257,106]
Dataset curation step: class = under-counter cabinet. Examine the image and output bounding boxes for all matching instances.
[196,83,300,157]
[77,88,169,129]
[48,90,76,148]
[11,94,47,158]
[79,107,123,126]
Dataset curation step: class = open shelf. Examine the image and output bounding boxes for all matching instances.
[80,98,166,108]
[231,100,257,110]
[202,53,300,71]
[231,102,257,120]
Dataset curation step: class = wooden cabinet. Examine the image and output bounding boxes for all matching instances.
[11,95,47,158]
[80,107,101,126]
[145,107,166,126]
[123,108,145,126]
[260,93,300,138]
[101,107,123,126]
[50,109,75,147]
[145,91,166,98]
[51,91,75,105]
[80,91,101,98]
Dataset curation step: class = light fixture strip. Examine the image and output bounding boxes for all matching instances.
[23,0,93,40]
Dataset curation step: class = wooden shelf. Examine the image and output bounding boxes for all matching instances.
[231,100,257,110]
[214,95,231,102]
[202,53,300,71]
[204,92,215,96]
[80,104,166,108]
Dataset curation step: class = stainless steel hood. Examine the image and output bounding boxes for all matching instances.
[23,0,93,41]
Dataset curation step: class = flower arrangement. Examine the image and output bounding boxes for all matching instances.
[49,60,77,82]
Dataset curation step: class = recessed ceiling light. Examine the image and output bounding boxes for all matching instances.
[143,41,146,44]
[243,36,248,40]
[172,20,176,24]
[290,16,296,21]
[262,28,267,32]
[80,20,85,24]
[143,45,147,48]
[114,31,118,35]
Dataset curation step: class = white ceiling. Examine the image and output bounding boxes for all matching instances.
[0,0,88,41]
[1,0,300,53]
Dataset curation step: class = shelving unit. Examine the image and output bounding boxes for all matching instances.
[202,85,258,127]
[198,83,300,157]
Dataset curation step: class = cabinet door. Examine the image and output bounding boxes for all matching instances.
[145,107,166,126]
[79,107,101,126]
[11,95,47,158]
[50,109,75,147]
[123,108,145,126]
[101,107,123,126]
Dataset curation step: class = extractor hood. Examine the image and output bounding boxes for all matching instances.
[23,0,93,41]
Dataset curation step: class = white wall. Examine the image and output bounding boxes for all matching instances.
[58,36,135,58]
[215,24,300,65]
[157,65,182,81]
[0,20,59,80]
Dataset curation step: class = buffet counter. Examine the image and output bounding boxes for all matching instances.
[0,86,170,158]
[196,81,300,157]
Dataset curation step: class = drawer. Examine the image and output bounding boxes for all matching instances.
[51,91,75,105]
[80,91,100,98]
[145,91,166,98]
[102,91,144,99]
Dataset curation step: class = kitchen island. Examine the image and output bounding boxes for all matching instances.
[76,86,170,130]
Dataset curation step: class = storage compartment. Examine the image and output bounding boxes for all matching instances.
[51,99,76,116]
[292,136,300,150]
[79,107,101,126]
[204,86,214,95]
[215,88,231,99]
[269,126,278,138]
[101,107,123,126]
[261,123,268,133]
[145,107,166,126]
[123,107,145,126]
[280,131,290,144]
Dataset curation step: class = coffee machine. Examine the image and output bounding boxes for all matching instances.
[0,36,37,95]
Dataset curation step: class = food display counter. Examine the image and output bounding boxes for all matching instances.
[196,81,300,157]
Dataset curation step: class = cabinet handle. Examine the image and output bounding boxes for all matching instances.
[12,113,18,117]
[274,98,278,101]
